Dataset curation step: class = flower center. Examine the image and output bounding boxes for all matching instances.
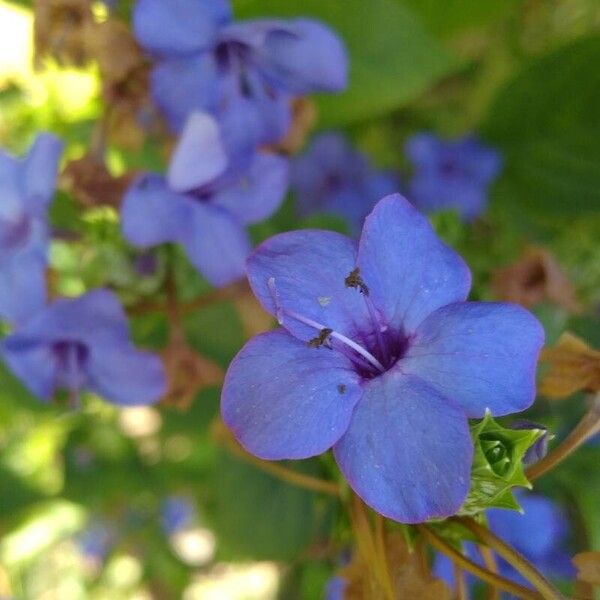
[53,341,89,406]
[268,272,409,379]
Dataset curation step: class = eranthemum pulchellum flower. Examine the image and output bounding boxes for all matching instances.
[292,132,399,235]
[1,289,165,406]
[0,133,63,324]
[133,0,347,149]
[221,195,543,523]
[406,133,502,221]
[121,112,289,287]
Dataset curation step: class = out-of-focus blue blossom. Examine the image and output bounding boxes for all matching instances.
[405,133,502,221]
[434,493,574,593]
[0,134,63,325]
[221,194,543,523]
[121,112,289,287]
[1,289,166,406]
[324,576,347,600]
[133,0,347,153]
[161,495,196,536]
[292,132,399,235]
[77,522,114,563]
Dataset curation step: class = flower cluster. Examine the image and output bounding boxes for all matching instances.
[221,194,543,523]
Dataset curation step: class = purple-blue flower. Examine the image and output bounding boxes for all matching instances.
[77,522,114,563]
[221,194,543,523]
[406,133,502,221]
[121,112,289,287]
[133,0,348,151]
[1,289,166,406]
[0,133,63,325]
[292,132,399,235]
[161,495,196,535]
[434,493,574,592]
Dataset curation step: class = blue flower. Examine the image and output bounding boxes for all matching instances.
[0,133,63,325]
[161,495,196,535]
[221,194,543,523]
[121,112,289,287]
[292,132,399,235]
[1,289,166,406]
[77,522,114,563]
[434,492,574,593]
[133,0,348,150]
[406,133,502,221]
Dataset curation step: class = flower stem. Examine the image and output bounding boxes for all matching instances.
[526,393,600,482]
[454,517,565,600]
[416,525,542,600]
[454,563,469,600]
[212,420,341,497]
[479,545,500,600]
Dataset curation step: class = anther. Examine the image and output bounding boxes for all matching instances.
[308,328,333,349]
[345,267,369,295]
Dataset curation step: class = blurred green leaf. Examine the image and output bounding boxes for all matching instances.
[483,36,600,215]
[234,0,456,125]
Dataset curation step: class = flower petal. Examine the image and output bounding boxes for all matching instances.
[150,55,220,132]
[87,343,166,406]
[402,302,544,417]
[168,112,228,192]
[181,203,250,287]
[221,329,362,460]
[334,373,472,523]
[133,0,231,56]
[211,153,289,224]
[121,174,190,247]
[247,230,371,341]
[22,133,63,213]
[357,194,471,334]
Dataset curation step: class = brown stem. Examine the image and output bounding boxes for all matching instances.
[454,563,469,600]
[526,394,600,482]
[417,525,542,600]
[479,545,500,600]
[374,513,395,600]
[212,420,341,497]
[454,517,565,600]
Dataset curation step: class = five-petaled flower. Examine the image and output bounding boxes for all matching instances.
[406,133,502,221]
[221,194,543,523]
[0,133,63,324]
[1,289,166,406]
[292,132,399,235]
[133,0,348,155]
[121,112,289,287]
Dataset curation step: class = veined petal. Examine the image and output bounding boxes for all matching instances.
[87,343,166,406]
[247,230,371,342]
[211,153,289,224]
[181,202,250,287]
[222,328,362,460]
[402,302,544,417]
[121,174,190,247]
[357,194,471,334]
[334,373,472,523]
[168,112,228,192]
[134,0,231,56]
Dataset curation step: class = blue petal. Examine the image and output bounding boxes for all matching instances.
[121,174,190,247]
[402,302,544,417]
[87,342,166,406]
[168,112,228,192]
[134,0,231,57]
[180,202,251,287]
[211,153,289,224]
[22,133,63,214]
[150,55,220,132]
[357,194,471,335]
[221,329,362,460]
[0,250,47,325]
[247,230,371,342]
[334,373,472,523]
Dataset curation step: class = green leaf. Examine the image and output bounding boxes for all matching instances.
[483,36,600,215]
[234,0,456,125]
[459,412,545,516]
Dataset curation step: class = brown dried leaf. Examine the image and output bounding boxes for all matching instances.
[264,97,318,155]
[61,154,136,209]
[573,552,600,585]
[340,534,452,600]
[161,341,223,410]
[491,246,581,313]
[539,333,600,399]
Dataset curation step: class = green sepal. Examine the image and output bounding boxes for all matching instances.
[458,410,545,516]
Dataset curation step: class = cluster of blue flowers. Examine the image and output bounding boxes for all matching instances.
[0,136,165,407]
